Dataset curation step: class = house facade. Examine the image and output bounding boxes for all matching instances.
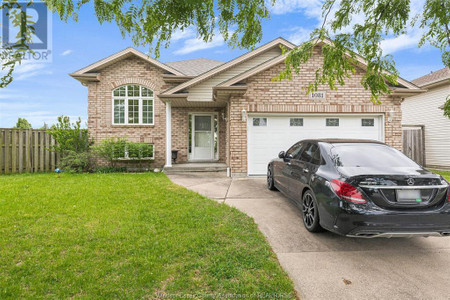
[402,67,450,169]
[71,38,421,176]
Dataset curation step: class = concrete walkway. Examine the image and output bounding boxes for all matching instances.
[168,172,450,299]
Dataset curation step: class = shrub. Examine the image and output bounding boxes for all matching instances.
[92,138,127,168]
[47,116,90,154]
[59,151,94,173]
[127,142,154,169]
[47,116,92,172]
[93,138,154,170]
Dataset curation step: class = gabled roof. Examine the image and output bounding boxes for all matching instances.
[160,37,296,95]
[70,47,185,79]
[412,67,450,87]
[216,38,421,93]
[165,58,224,76]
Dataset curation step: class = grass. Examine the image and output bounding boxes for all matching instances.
[434,170,450,181]
[0,173,295,299]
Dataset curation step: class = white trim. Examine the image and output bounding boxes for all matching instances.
[71,47,184,76]
[188,112,219,162]
[165,102,172,168]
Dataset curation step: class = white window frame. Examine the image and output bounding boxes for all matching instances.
[112,85,154,125]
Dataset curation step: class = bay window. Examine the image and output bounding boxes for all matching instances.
[113,85,154,125]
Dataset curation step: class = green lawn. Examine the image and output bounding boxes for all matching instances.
[434,170,450,181]
[0,173,295,299]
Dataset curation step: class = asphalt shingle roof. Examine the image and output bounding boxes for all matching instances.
[164,58,224,76]
[411,67,450,87]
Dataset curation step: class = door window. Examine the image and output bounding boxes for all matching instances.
[195,116,212,131]
[286,142,304,159]
[298,143,321,165]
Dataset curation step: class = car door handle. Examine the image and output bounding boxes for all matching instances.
[303,168,309,173]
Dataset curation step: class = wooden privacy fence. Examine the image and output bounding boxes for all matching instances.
[402,125,425,166]
[0,129,58,174]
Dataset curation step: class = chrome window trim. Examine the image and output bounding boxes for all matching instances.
[359,184,449,190]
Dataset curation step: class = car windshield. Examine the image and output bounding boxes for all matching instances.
[329,143,419,168]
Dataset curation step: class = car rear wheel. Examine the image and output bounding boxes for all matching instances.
[267,165,277,191]
[302,190,323,232]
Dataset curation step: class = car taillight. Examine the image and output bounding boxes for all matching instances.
[448,188,450,202]
[330,179,367,204]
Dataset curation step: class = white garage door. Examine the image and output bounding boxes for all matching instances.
[247,114,384,175]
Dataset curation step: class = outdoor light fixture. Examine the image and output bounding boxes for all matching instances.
[241,109,247,122]
[388,109,395,122]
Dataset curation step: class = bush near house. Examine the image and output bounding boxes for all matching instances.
[92,137,154,171]
[0,173,295,298]
[47,116,92,173]
[46,117,154,173]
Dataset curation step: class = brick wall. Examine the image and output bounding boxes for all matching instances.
[228,48,403,174]
[87,57,174,167]
[87,56,227,167]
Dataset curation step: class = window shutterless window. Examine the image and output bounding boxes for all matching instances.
[362,118,375,127]
[326,118,339,127]
[112,85,154,125]
[290,118,304,126]
[253,117,267,126]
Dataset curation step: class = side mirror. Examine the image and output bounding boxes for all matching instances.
[278,151,285,159]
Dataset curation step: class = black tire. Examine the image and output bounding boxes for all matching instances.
[301,190,323,233]
[267,165,277,191]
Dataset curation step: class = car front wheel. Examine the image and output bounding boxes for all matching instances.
[267,165,277,191]
[302,190,323,232]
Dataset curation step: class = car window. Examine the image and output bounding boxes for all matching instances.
[297,143,320,164]
[330,143,419,167]
[286,142,303,159]
[310,145,322,165]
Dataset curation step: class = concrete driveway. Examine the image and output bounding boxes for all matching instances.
[168,172,450,299]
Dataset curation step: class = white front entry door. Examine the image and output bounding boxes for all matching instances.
[192,115,214,160]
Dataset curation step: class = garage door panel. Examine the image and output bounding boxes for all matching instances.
[247,115,383,175]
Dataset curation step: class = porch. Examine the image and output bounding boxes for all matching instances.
[162,98,230,169]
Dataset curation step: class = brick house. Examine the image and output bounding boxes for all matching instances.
[70,37,422,176]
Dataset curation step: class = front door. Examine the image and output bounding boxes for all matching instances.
[192,115,214,160]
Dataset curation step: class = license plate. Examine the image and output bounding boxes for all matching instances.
[396,190,421,203]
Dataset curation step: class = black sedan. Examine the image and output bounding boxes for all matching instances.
[267,139,450,238]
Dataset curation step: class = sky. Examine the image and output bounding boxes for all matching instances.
[0,0,446,128]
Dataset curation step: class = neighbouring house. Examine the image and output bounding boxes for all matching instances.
[402,67,450,169]
[70,37,422,176]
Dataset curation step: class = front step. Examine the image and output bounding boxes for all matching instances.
[164,163,228,174]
